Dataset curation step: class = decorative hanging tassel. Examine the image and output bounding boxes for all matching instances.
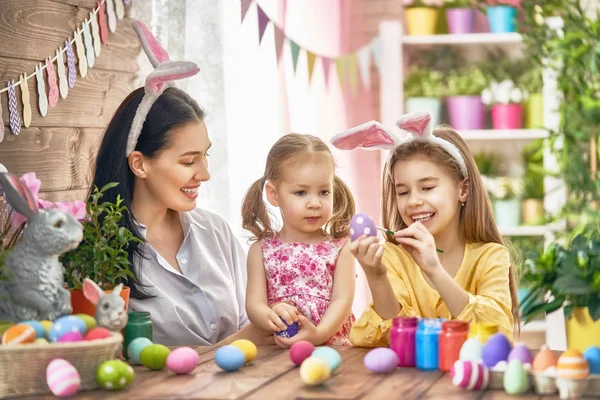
[19,74,31,127]
[74,29,88,78]
[7,81,21,135]
[0,95,5,143]
[106,0,117,33]
[82,19,95,68]
[35,65,48,117]
[46,58,59,108]
[115,0,124,20]
[65,40,77,88]
[56,49,68,99]
[90,10,102,57]
[98,0,109,45]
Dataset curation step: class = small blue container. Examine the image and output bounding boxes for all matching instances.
[487,6,517,33]
[416,318,443,370]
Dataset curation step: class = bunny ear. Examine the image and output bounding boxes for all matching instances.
[330,120,400,151]
[145,61,200,94]
[396,110,433,139]
[112,283,123,296]
[83,278,104,305]
[0,172,39,219]
[132,20,170,68]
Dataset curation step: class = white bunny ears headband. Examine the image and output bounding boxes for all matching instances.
[330,110,468,177]
[126,21,200,156]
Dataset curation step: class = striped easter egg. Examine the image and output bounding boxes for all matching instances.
[451,360,490,391]
[1,324,36,345]
[557,348,589,380]
[46,359,81,398]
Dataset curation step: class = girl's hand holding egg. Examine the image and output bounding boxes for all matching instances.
[268,302,299,333]
[274,315,321,348]
[349,235,386,278]
[394,222,442,277]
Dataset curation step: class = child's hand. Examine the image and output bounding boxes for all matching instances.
[394,222,442,277]
[273,315,322,347]
[349,235,386,278]
[268,302,299,332]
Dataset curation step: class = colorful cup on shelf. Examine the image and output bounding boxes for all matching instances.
[487,5,517,33]
[405,7,439,36]
[446,8,476,34]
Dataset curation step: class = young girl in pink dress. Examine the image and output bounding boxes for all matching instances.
[241,134,356,346]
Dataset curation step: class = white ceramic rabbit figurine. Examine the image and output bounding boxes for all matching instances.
[82,278,128,332]
[0,171,83,322]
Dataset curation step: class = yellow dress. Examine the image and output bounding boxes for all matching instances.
[350,241,514,347]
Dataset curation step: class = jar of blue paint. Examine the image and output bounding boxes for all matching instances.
[416,318,444,370]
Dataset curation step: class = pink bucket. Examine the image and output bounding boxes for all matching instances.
[491,104,523,129]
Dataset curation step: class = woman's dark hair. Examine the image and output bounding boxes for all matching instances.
[90,86,205,299]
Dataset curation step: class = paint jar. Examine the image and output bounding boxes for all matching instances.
[416,318,443,370]
[123,311,153,359]
[390,316,418,367]
[439,320,469,372]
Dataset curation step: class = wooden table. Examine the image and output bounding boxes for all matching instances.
[35,346,595,399]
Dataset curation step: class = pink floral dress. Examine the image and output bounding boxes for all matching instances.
[261,236,355,346]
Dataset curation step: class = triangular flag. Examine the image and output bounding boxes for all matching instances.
[322,57,332,88]
[289,40,301,74]
[257,5,269,44]
[356,45,371,89]
[274,25,285,64]
[370,37,382,74]
[347,54,359,95]
[241,0,252,22]
[335,56,346,92]
[306,51,317,83]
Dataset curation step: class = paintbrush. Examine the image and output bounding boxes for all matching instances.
[376,226,444,253]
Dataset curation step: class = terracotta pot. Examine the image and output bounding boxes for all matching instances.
[521,199,544,225]
[70,286,131,316]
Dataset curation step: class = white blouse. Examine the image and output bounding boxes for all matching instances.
[128,208,248,345]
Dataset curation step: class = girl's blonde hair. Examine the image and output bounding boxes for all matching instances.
[381,125,521,332]
[241,133,355,242]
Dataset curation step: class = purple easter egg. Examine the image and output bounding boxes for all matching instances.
[364,348,399,373]
[350,213,377,241]
[276,319,298,338]
[57,331,85,343]
[507,343,533,365]
[482,333,512,368]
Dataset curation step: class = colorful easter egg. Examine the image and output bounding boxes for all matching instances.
[85,327,113,341]
[140,344,171,370]
[364,348,399,373]
[532,344,559,373]
[508,343,533,367]
[166,347,200,374]
[583,345,600,375]
[48,315,86,342]
[503,359,530,394]
[312,346,342,372]
[40,320,53,335]
[451,360,489,390]
[127,337,153,365]
[215,345,246,372]
[2,323,36,345]
[290,340,315,366]
[96,360,135,391]
[482,333,511,368]
[46,359,81,397]
[73,314,97,332]
[20,320,47,338]
[276,319,298,338]
[231,339,258,363]
[557,348,589,379]
[350,213,377,241]
[57,331,84,343]
[34,338,49,345]
[300,356,331,385]
[460,337,484,362]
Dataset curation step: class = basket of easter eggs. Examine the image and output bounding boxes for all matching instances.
[0,315,124,398]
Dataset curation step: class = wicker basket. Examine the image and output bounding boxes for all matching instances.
[0,333,123,398]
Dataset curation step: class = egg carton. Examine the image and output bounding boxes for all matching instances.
[490,369,600,398]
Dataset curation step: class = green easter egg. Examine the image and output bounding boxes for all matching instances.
[74,314,97,332]
[140,344,171,370]
[97,360,132,391]
[114,360,135,386]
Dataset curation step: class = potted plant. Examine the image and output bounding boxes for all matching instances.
[521,233,600,352]
[403,0,445,35]
[518,64,544,129]
[61,183,141,316]
[481,79,524,129]
[443,0,478,34]
[485,0,518,33]
[446,65,488,130]
[521,140,545,224]
[483,175,522,228]
[474,152,500,177]
[404,67,445,126]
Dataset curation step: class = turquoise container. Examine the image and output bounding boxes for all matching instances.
[487,6,517,33]
[416,318,444,371]
[406,97,442,127]
[493,198,521,229]
[123,311,153,359]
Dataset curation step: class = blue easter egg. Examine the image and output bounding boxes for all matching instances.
[20,320,47,339]
[275,319,298,338]
[48,315,87,342]
[583,345,600,375]
[215,345,246,372]
[128,337,154,365]
[312,346,342,372]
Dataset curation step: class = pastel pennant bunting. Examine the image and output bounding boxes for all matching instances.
[257,5,269,44]
[19,74,31,127]
[241,0,252,22]
[274,25,285,64]
[98,0,109,45]
[56,49,69,99]
[45,58,59,108]
[90,10,102,57]
[306,51,317,83]
[74,29,88,78]
[106,0,117,33]
[335,56,346,91]
[65,39,77,88]
[35,65,48,117]
[115,0,125,20]
[322,57,332,88]
[356,45,371,89]
[289,40,301,74]
[347,53,358,95]
[82,20,95,68]
[7,81,21,135]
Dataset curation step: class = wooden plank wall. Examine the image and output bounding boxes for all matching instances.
[0,0,140,202]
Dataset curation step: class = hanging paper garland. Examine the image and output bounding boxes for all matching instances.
[82,20,95,68]
[56,49,68,99]
[115,0,124,20]
[45,58,59,108]
[65,40,77,89]
[35,66,48,117]
[74,29,88,78]
[106,0,117,33]
[98,1,109,45]
[20,74,31,128]
[0,96,4,143]
[90,10,102,57]
[7,81,21,135]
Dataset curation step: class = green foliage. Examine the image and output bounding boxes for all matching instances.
[404,68,445,98]
[445,66,489,96]
[443,0,477,8]
[61,183,141,290]
[521,139,545,199]
[518,64,543,95]
[474,152,500,176]
[521,233,600,322]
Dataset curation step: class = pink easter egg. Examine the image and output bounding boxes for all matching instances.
[166,347,200,374]
[57,331,84,343]
[451,360,489,391]
[46,358,81,397]
[289,340,315,366]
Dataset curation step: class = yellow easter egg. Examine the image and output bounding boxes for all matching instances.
[300,356,331,385]
[40,320,53,335]
[230,339,257,363]
[34,338,49,345]
[557,348,589,379]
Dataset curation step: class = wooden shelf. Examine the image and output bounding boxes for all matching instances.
[402,32,523,45]
[521,320,546,333]
[499,226,549,236]
[460,129,549,141]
